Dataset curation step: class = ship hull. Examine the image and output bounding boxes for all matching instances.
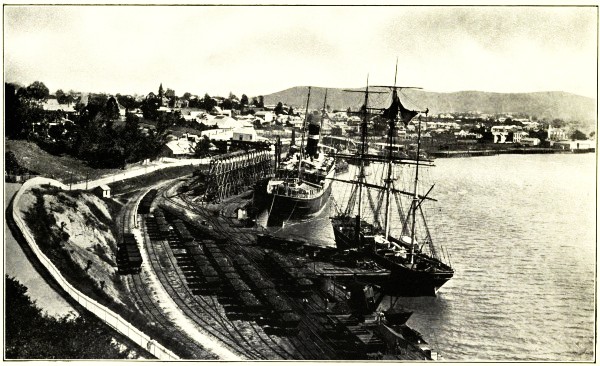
[265,181,332,226]
[331,220,453,297]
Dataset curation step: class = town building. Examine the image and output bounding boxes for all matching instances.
[553,140,594,151]
[161,138,195,158]
[547,125,568,141]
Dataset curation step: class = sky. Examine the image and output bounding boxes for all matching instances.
[4,5,598,99]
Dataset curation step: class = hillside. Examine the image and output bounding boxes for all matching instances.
[263,87,596,124]
[5,139,124,182]
[19,187,127,305]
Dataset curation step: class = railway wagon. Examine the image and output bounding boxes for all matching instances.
[236,265,276,292]
[264,251,314,295]
[117,233,143,274]
[172,220,194,245]
[259,288,302,334]
[237,291,263,319]
[195,264,220,294]
[155,216,171,238]
[138,189,158,214]
[220,272,265,320]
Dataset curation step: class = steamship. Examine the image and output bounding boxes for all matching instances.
[265,87,336,226]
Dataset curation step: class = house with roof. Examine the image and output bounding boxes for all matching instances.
[160,138,196,158]
[233,127,260,142]
[93,184,111,198]
[42,98,76,115]
[254,111,274,123]
[208,115,245,130]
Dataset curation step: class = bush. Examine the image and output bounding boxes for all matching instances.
[5,276,130,359]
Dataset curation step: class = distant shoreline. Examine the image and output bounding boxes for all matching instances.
[428,147,595,158]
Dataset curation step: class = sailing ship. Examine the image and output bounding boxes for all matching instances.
[264,87,336,226]
[329,69,454,297]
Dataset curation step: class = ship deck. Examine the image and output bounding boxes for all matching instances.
[306,260,391,278]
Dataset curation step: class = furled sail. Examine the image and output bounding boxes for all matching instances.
[383,89,418,125]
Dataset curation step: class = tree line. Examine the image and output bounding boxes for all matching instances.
[4,81,270,169]
[5,82,174,169]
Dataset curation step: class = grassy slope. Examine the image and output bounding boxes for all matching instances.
[5,139,198,185]
[5,139,123,182]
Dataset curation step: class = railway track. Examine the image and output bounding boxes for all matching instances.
[138,184,300,359]
[160,185,339,359]
[119,190,213,359]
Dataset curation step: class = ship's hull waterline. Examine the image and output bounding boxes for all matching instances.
[331,218,453,297]
[265,180,332,226]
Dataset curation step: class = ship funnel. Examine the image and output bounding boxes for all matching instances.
[306,111,321,158]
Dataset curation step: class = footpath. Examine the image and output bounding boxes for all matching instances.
[69,157,209,190]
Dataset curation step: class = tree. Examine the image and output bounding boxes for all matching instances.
[570,129,587,140]
[55,89,68,104]
[552,118,565,128]
[251,97,259,107]
[274,102,284,115]
[193,136,212,157]
[221,98,233,110]
[590,131,595,139]
[158,83,164,98]
[182,92,192,100]
[203,93,216,111]
[48,123,66,141]
[5,83,24,138]
[25,81,49,101]
[141,94,160,120]
[116,94,137,111]
[240,94,249,106]
[105,96,120,121]
[257,96,264,108]
[165,88,176,99]
[188,97,200,108]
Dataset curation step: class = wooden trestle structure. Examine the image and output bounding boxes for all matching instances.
[202,149,273,203]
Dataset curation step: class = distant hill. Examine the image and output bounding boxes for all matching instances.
[263,87,596,125]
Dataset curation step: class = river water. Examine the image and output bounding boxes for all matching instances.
[262,153,596,361]
[4,183,75,317]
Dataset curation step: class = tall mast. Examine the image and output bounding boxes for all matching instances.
[356,77,370,240]
[320,88,328,132]
[409,114,423,264]
[384,59,399,239]
[298,86,311,181]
